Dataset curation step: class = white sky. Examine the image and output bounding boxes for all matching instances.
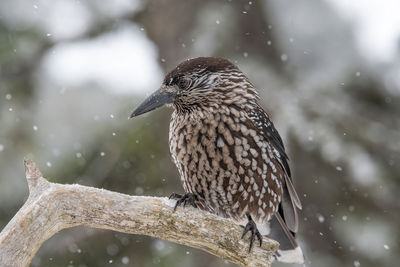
[327,0,400,62]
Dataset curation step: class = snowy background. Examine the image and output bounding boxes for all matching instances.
[0,0,399,266]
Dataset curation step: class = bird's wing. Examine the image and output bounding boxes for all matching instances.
[247,106,290,176]
[247,105,302,232]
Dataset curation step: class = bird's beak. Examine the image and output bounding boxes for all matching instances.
[129,89,174,118]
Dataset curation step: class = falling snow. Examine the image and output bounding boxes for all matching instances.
[121,256,129,264]
[106,243,119,256]
[317,214,325,223]
[135,187,144,195]
[1,1,399,266]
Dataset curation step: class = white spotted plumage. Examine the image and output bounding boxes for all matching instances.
[157,57,303,263]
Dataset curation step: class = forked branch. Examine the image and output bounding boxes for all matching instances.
[0,159,278,267]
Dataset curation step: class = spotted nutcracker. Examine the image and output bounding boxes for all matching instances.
[130,57,304,263]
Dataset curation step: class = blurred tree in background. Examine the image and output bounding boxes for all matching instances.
[0,0,399,266]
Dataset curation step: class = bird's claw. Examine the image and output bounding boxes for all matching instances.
[168,192,183,200]
[241,214,263,252]
[169,192,198,211]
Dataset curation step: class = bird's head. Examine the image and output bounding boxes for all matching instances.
[130,57,258,118]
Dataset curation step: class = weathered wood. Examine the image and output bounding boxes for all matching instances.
[0,159,278,267]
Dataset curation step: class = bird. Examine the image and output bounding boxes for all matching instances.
[130,57,304,264]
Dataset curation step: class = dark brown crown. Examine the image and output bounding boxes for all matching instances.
[164,57,238,84]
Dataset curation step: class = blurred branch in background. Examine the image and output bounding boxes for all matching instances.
[0,159,278,267]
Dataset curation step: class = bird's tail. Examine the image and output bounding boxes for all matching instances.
[269,212,304,264]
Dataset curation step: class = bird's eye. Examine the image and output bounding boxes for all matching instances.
[178,78,191,89]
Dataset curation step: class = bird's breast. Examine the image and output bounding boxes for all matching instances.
[168,108,283,222]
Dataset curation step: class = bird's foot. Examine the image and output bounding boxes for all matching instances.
[169,192,198,211]
[241,213,263,252]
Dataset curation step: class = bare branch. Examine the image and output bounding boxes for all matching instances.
[0,159,278,267]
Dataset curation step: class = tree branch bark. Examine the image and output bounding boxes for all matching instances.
[0,159,278,267]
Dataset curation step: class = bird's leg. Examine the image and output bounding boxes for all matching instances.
[241,213,263,252]
[168,192,198,211]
